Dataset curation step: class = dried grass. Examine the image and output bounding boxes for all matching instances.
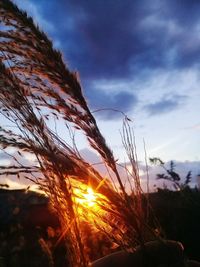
[0,1,160,266]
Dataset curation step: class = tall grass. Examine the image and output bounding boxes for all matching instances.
[0,1,160,266]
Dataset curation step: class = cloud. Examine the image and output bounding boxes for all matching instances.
[80,148,100,164]
[144,95,187,116]
[145,99,178,116]
[0,150,39,190]
[0,152,11,161]
[13,0,200,90]
[7,0,200,166]
[59,0,200,79]
[13,0,200,80]
[80,149,200,191]
[80,78,138,120]
[86,90,138,120]
[0,151,21,165]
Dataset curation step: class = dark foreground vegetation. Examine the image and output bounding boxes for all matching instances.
[0,187,200,267]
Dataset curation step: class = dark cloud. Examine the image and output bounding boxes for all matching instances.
[46,0,200,78]
[164,0,200,27]
[56,0,147,79]
[144,95,187,116]
[145,99,178,116]
[14,0,200,121]
[16,0,200,80]
[84,86,138,120]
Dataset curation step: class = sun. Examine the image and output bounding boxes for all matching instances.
[83,187,96,207]
[73,184,106,224]
[74,186,97,208]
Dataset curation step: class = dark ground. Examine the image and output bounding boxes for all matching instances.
[0,187,200,267]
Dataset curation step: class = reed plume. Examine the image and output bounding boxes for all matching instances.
[0,1,160,266]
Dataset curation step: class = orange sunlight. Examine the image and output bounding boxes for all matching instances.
[77,187,97,207]
[73,184,106,225]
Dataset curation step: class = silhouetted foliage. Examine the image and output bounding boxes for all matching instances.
[0,1,156,266]
[150,157,192,190]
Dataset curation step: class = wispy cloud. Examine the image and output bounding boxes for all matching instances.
[144,95,187,116]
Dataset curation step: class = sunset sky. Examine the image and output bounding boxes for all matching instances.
[5,0,200,188]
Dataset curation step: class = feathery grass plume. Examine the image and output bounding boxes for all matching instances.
[0,0,125,193]
[0,1,160,266]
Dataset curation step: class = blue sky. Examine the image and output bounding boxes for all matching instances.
[5,0,200,188]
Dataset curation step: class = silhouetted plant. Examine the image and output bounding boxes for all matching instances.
[150,157,192,191]
[0,1,159,266]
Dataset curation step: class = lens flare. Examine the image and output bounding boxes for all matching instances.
[75,187,97,207]
[73,183,106,224]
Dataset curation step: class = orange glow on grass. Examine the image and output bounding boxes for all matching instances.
[78,187,96,207]
[73,184,106,224]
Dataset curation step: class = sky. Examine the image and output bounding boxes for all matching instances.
[2,0,200,189]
